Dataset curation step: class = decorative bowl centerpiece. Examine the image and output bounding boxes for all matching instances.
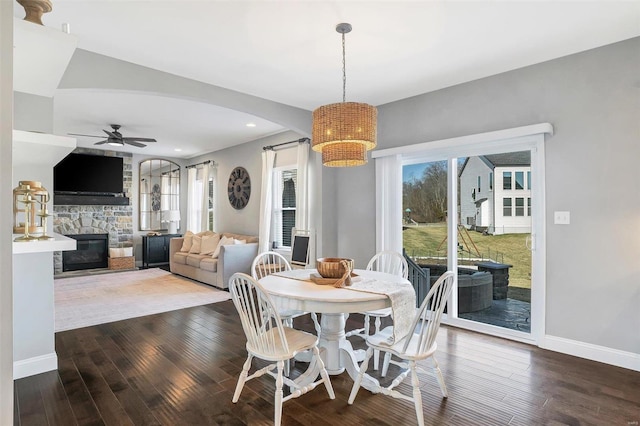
[316,257,354,278]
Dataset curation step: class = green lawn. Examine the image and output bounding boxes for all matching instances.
[403,224,531,288]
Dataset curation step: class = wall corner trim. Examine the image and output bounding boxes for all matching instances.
[13,352,58,380]
[540,335,640,372]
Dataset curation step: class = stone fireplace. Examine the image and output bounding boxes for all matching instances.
[53,149,133,274]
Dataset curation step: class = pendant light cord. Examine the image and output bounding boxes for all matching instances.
[342,32,346,103]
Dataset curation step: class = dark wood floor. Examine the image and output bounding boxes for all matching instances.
[14,301,640,425]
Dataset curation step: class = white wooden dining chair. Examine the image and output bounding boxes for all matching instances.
[345,250,409,370]
[229,273,335,426]
[348,271,455,426]
[251,251,320,335]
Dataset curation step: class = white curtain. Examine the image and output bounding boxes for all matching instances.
[186,164,210,233]
[295,140,309,231]
[161,174,170,211]
[375,154,403,254]
[187,166,199,232]
[258,150,276,252]
[199,163,210,231]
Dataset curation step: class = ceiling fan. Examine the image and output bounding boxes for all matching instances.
[69,124,157,148]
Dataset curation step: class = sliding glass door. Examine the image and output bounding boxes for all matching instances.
[392,129,546,343]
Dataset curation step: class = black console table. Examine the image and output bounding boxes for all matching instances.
[141,234,181,268]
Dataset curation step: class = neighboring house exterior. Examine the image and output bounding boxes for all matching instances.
[459,152,531,235]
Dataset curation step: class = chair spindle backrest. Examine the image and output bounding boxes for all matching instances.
[251,251,292,280]
[229,273,289,356]
[402,271,455,355]
[366,250,409,280]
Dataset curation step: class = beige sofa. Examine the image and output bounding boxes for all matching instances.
[169,232,259,289]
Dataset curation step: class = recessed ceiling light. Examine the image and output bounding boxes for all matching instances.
[174,148,182,152]
[246,123,256,128]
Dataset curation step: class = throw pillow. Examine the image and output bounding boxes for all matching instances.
[200,233,221,255]
[180,231,194,252]
[189,235,202,254]
[211,236,235,259]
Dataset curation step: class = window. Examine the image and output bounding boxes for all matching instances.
[515,197,525,216]
[527,171,531,190]
[477,176,481,192]
[272,168,297,248]
[503,197,512,216]
[489,172,493,190]
[515,171,524,190]
[527,197,531,216]
[503,172,512,190]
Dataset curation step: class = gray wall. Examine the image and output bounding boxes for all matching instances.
[334,37,640,354]
[14,92,53,133]
[186,130,304,237]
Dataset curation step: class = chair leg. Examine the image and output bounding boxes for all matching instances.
[381,352,392,377]
[314,346,335,399]
[281,317,292,376]
[348,347,374,405]
[410,361,424,426]
[232,354,253,403]
[373,317,382,370]
[431,355,448,398]
[363,314,371,336]
[274,360,284,426]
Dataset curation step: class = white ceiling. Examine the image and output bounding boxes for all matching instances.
[13,1,640,158]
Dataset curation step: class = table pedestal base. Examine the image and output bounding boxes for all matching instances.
[293,313,379,392]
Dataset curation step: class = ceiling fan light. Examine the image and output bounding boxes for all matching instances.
[107,140,124,147]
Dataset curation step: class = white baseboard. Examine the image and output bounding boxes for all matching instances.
[540,335,640,372]
[13,352,58,380]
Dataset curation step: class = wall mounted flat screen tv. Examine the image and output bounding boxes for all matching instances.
[54,153,124,195]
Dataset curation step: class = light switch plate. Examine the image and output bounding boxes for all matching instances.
[554,211,570,225]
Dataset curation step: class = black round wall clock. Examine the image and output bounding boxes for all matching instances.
[227,167,251,210]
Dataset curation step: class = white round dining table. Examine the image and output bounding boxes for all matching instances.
[258,268,410,390]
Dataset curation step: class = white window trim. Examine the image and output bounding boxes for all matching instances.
[374,123,553,346]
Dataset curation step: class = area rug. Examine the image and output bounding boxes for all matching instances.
[55,268,231,332]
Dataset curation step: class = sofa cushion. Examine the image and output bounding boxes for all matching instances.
[173,251,188,265]
[180,231,195,252]
[199,257,218,272]
[200,233,221,255]
[212,235,235,258]
[222,232,259,244]
[186,253,209,267]
[189,235,203,253]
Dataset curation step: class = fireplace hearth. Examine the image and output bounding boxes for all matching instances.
[62,234,108,271]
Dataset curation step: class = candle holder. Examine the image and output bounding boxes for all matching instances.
[13,181,51,241]
[36,208,54,241]
[14,192,38,242]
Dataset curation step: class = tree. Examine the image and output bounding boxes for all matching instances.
[403,161,448,223]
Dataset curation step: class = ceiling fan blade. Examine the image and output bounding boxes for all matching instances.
[94,140,109,145]
[125,140,146,148]
[68,133,104,138]
[123,137,156,142]
[103,129,119,138]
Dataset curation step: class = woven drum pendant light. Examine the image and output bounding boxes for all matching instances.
[312,23,377,167]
